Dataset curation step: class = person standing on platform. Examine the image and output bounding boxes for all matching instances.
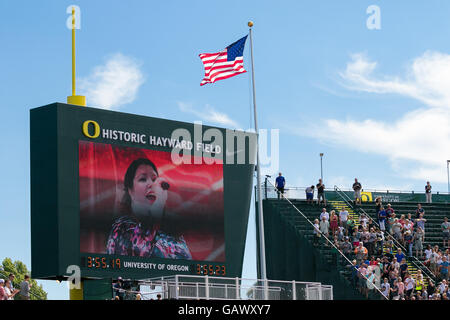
[305,185,314,204]
[275,172,285,200]
[425,181,432,204]
[353,178,362,205]
[316,179,326,205]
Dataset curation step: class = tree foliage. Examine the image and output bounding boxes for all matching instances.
[0,258,47,300]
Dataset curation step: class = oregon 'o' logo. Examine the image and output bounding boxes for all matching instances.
[361,192,373,202]
[82,120,100,139]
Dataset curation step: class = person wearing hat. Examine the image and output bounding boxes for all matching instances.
[425,181,432,203]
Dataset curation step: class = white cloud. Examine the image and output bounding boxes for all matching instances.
[79,53,145,110]
[339,52,450,108]
[302,52,450,183]
[177,101,240,128]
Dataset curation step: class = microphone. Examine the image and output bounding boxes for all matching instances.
[161,181,170,190]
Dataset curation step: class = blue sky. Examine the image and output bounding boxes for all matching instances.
[1,0,450,299]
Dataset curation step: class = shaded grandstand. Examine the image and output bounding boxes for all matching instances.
[259,184,450,300]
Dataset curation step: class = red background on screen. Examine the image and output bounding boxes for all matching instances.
[79,140,225,262]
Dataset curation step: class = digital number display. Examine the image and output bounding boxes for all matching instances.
[194,264,226,276]
[82,257,121,270]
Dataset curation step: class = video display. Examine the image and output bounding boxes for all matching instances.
[79,140,225,262]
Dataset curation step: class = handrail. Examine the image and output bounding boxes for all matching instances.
[261,184,450,196]
[139,274,332,300]
[333,185,437,285]
[267,181,388,300]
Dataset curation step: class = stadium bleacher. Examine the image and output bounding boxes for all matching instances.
[359,202,450,252]
[261,187,449,300]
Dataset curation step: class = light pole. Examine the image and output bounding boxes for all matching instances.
[320,153,324,181]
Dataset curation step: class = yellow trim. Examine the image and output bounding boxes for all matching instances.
[67,95,86,106]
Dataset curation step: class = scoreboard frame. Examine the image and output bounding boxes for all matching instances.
[30,103,256,280]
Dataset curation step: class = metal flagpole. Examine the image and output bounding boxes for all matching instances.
[447,160,450,194]
[248,21,267,282]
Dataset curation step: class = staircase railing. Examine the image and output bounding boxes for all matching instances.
[333,185,437,285]
[267,181,388,300]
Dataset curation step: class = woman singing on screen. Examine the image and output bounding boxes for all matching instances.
[106,158,192,259]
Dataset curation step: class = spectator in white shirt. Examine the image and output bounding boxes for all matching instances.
[359,213,369,229]
[319,208,329,221]
[339,208,349,230]
[405,274,415,298]
[381,278,390,299]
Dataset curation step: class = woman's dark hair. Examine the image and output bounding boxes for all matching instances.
[119,157,181,236]
[120,158,158,214]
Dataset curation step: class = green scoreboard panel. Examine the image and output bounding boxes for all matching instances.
[30,103,256,280]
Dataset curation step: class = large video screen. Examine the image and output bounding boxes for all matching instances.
[79,141,225,262]
[31,103,255,280]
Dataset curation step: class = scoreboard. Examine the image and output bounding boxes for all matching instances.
[30,103,256,280]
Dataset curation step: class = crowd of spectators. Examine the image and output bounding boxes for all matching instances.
[276,176,450,300]
[313,201,449,300]
[0,274,32,300]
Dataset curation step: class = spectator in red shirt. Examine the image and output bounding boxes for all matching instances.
[385,204,395,217]
[0,279,6,300]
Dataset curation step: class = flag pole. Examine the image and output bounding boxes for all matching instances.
[248,21,267,282]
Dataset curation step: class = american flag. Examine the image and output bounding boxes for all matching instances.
[199,35,248,86]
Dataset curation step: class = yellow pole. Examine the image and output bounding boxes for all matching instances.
[72,7,76,96]
[67,5,85,297]
[67,6,86,106]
